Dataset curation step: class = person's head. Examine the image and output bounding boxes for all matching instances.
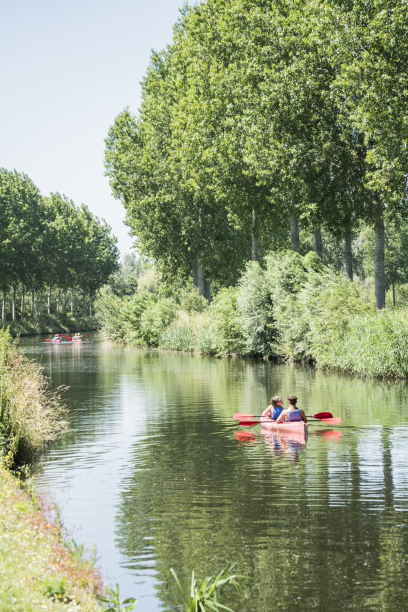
[288,394,298,407]
[271,395,283,407]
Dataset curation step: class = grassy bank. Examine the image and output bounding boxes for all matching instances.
[0,463,102,611]
[95,251,408,379]
[1,314,97,338]
[0,328,68,463]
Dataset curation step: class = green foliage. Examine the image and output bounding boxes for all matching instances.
[94,287,127,342]
[237,262,274,356]
[169,566,240,612]
[179,287,208,313]
[109,253,148,297]
[207,288,244,354]
[99,584,137,612]
[41,577,70,603]
[0,169,119,324]
[138,298,178,347]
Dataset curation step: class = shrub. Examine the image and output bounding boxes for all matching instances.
[207,288,244,354]
[139,297,178,346]
[94,286,127,341]
[120,292,154,344]
[237,262,274,356]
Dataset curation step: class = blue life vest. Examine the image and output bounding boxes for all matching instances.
[285,408,302,422]
[271,407,283,421]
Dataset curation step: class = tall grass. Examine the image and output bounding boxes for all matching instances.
[0,329,68,462]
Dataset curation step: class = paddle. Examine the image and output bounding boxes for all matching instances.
[239,417,341,427]
[234,411,334,421]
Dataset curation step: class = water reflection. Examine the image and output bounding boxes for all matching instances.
[20,335,408,611]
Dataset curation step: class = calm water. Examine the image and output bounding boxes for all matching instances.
[22,333,408,611]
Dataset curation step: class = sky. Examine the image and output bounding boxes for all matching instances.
[0,0,186,255]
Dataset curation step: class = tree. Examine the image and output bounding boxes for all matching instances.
[332,0,408,307]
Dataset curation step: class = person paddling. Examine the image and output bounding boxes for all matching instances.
[275,395,307,424]
[262,396,284,421]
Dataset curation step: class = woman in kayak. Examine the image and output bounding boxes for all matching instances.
[276,395,307,424]
[262,396,284,421]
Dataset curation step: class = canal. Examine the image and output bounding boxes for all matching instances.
[22,333,408,611]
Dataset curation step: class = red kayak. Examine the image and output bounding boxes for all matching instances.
[260,417,308,436]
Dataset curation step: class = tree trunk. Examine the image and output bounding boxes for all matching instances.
[21,287,25,322]
[57,290,61,315]
[290,211,300,253]
[251,208,260,262]
[47,286,52,316]
[193,250,206,298]
[89,297,93,318]
[31,289,35,321]
[375,200,386,310]
[83,290,87,315]
[12,285,16,322]
[342,227,353,281]
[63,290,67,316]
[70,290,74,316]
[313,226,323,260]
[2,288,6,324]
[38,291,43,318]
[193,250,211,301]
[392,282,396,307]
[204,280,211,302]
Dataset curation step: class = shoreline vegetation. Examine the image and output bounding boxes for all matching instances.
[95,251,408,380]
[0,329,103,610]
[0,314,98,338]
[0,463,102,611]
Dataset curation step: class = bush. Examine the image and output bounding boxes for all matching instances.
[237,262,274,356]
[139,298,178,346]
[120,292,153,344]
[207,288,244,354]
[94,286,127,341]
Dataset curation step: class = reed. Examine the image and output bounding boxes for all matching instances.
[169,566,240,612]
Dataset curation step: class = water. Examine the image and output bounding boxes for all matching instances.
[22,333,408,611]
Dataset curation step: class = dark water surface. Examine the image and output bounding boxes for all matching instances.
[22,333,408,611]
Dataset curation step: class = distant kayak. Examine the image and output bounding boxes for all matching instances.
[260,417,308,436]
[51,338,62,343]
[72,338,82,342]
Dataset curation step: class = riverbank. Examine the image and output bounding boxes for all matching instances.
[1,314,97,338]
[95,251,408,379]
[0,463,102,611]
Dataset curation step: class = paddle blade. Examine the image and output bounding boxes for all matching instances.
[234,431,257,442]
[233,413,255,421]
[314,417,342,425]
[45,339,50,342]
[311,412,333,419]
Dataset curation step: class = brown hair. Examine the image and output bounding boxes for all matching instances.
[270,396,282,407]
[288,395,298,406]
